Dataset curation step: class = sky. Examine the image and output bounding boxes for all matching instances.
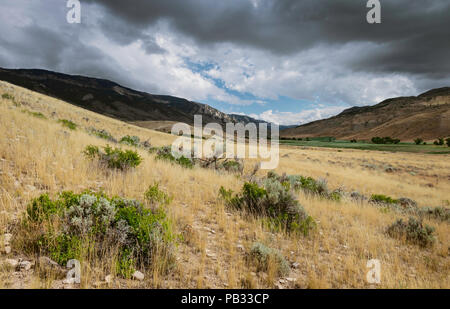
[0,0,449,125]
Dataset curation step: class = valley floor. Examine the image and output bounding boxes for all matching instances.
[0,81,448,288]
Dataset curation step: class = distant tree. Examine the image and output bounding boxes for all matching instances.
[446,138,450,147]
[306,137,311,141]
[434,138,445,146]
[414,138,423,145]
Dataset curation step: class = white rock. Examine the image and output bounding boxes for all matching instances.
[105,274,113,284]
[132,271,144,281]
[4,233,12,244]
[18,260,33,271]
[4,246,11,254]
[292,262,300,269]
[26,185,36,191]
[4,258,18,267]
[286,277,297,282]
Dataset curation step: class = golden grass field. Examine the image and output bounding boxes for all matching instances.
[0,81,448,289]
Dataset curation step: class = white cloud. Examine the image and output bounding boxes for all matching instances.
[249,106,348,126]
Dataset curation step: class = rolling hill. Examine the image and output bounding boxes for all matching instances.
[281,88,450,141]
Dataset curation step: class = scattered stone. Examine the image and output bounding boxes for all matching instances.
[132,271,145,281]
[204,227,216,234]
[4,258,18,267]
[39,256,59,267]
[292,262,300,269]
[206,251,217,260]
[105,274,113,284]
[37,256,65,277]
[18,260,33,271]
[26,185,36,191]
[236,244,245,251]
[4,246,11,254]
[4,233,12,244]
[286,277,297,282]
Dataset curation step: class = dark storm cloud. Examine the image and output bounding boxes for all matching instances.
[86,0,450,78]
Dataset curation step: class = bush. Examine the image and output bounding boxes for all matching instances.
[414,138,423,145]
[386,217,435,247]
[144,183,172,207]
[84,145,142,170]
[88,128,117,142]
[20,191,178,276]
[2,93,14,100]
[154,146,193,169]
[120,135,140,147]
[446,138,450,147]
[350,139,357,143]
[22,109,47,119]
[418,206,450,222]
[218,159,244,174]
[370,194,399,205]
[372,136,400,144]
[248,242,290,277]
[219,178,315,235]
[434,138,444,146]
[270,172,332,198]
[58,119,77,130]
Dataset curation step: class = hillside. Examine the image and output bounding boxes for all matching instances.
[281,88,450,141]
[0,81,449,289]
[0,68,268,132]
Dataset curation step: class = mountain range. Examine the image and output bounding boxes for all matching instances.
[0,68,273,133]
[1,67,449,141]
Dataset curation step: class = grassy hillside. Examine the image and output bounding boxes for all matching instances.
[281,88,450,141]
[0,81,448,289]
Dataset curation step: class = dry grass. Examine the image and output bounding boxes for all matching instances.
[0,81,448,289]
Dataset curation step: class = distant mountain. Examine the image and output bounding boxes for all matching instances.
[281,88,450,141]
[0,68,267,132]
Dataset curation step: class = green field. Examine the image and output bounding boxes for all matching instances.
[280,138,450,154]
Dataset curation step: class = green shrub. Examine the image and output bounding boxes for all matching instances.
[219,160,244,174]
[414,138,423,145]
[219,178,315,235]
[83,145,100,159]
[58,119,77,130]
[434,138,444,146]
[370,194,399,205]
[446,138,450,147]
[120,135,140,147]
[248,242,290,276]
[88,128,117,142]
[2,93,14,100]
[418,207,450,222]
[22,109,47,119]
[271,172,330,198]
[372,136,400,144]
[83,145,142,170]
[144,183,172,207]
[387,217,435,247]
[22,191,178,275]
[154,146,193,169]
